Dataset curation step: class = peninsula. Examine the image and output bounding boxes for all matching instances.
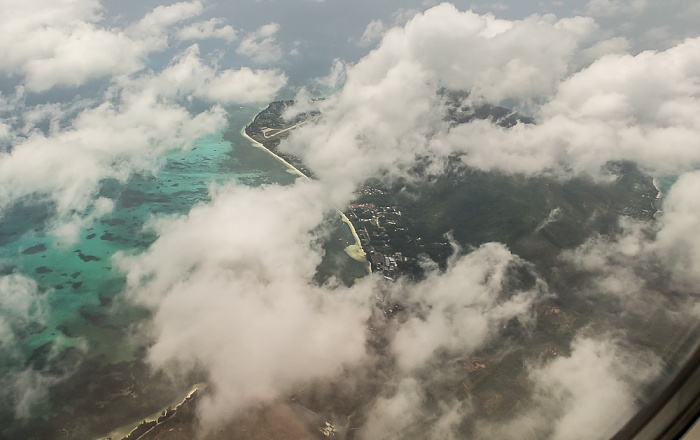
[244,101,370,271]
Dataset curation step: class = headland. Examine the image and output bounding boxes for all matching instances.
[244,101,370,272]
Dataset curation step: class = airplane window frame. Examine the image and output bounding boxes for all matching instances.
[613,343,700,440]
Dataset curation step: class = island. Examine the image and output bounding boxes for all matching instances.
[110,96,666,440]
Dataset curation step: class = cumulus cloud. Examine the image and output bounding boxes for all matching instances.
[0,2,287,241]
[236,22,284,64]
[0,275,76,419]
[130,44,287,104]
[0,0,205,91]
[0,0,137,91]
[314,59,348,90]
[283,5,700,191]
[104,3,700,438]
[358,19,386,47]
[0,275,46,352]
[391,243,544,371]
[585,0,647,17]
[131,0,203,36]
[281,4,600,198]
[117,181,373,427]
[176,18,237,42]
[256,5,700,437]
[415,37,700,178]
[350,244,547,439]
[3,0,697,437]
[359,377,468,440]
[114,178,551,431]
[0,81,226,241]
[653,172,700,289]
[476,336,662,440]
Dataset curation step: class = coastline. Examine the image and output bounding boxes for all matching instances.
[240,127,308,180]
[98,383,206,440]
[653,177,662,199]
[339,211,372,273]
[241,125,370,273]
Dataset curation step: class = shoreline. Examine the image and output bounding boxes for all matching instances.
[240,127,308,180]
[652,177,662,199]
[340,211,372,273]
[98,383,206,440]
[241,125,370,273]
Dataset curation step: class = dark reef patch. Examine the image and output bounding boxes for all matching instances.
[119,189,170,208]
[25,342,53,369]
[57,325,75,338]
[78,252,101,262]
[36,266,52,274]
[101,218,125,227]
[22,243,47,255]
[0,265,15,276]
[98,293,114,307]
[100,232,118,241]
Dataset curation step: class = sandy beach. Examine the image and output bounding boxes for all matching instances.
[241,126,370,272]
[240,127,308,179]
[99,383,207,440]
[653,177,662,199]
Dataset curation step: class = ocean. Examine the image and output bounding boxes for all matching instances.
[0,106,366,439]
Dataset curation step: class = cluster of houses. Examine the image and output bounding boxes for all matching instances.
[345,202,411,281]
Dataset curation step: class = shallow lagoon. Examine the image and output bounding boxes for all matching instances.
[0,106,366,439]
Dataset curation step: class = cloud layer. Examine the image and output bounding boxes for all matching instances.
[0,1,287,242]
[117,182,373,427]
[109,3,700,438]
[2,1,700,439]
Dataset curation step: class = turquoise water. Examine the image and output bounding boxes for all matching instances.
[0,106,366,439]
[657,176,678,197]
[653,176,679,216]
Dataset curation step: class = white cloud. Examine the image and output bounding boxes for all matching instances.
[236,22,284,64]
[579,36,631,64]
[358,19,386,47]
[2,1,696,436]
[176,18,237,42]
[0,2,287,240]
[421,37,700,179]
[0,274,66,419]
[116,181,373,427]
[360,378,468,440]
[131,0,203,36]
[99,3,700,437]
[315,58,347,90]
[558,217,661,316]
[0,0,134,91]
[391,243,544,371]
[282,6,698,191]
[0,81,227,237]
[654,172,700,289]
[114,177,549,431]
[585,0,647,17]
[0,275,45,351]
[476,336,662,440]
[132,44,287,104]
[0,0,205,91]
[538,337,661,439]
[282,5,599,199]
